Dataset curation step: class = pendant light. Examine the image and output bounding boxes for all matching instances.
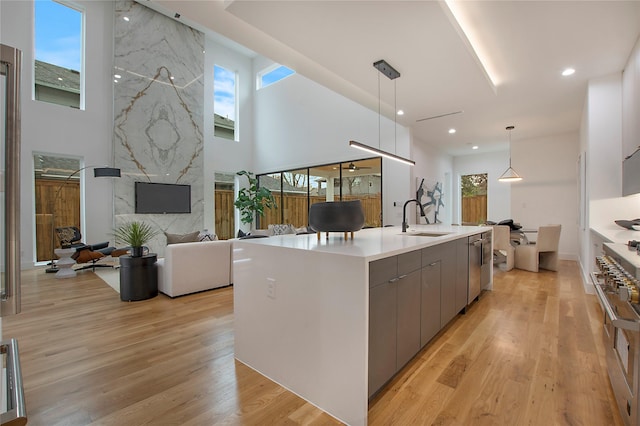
[349,59,415,166]
[498,125,522,182]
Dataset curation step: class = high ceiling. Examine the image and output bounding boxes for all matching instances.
[150,0,640,156]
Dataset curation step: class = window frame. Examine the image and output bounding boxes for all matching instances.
[256,64,295,90]
[213,64,239,142]
[256,157,383,229]
[33,0,85,110]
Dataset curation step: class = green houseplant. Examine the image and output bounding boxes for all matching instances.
[234,170,277,229]
[114,221,159,257]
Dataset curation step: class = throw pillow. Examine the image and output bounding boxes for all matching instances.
[295,226,310,234]
[165,231,200,245]
[269,224,295,235]
[198,229,217,241]
[249,229,272,237]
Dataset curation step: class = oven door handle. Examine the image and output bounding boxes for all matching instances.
[594,283,640,332]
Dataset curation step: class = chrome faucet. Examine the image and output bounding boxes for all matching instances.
[402,199,426,232]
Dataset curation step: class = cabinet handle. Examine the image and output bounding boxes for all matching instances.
[398,274,408,280]
[388,278,399,283]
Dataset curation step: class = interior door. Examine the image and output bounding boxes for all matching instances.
[1,43,27,426]
[1,43,21,319]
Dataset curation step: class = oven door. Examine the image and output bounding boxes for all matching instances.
[595,283,640,426]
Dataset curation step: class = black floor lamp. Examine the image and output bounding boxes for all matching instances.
[45,166,121,273]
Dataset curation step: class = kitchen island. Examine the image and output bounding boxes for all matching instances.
[233,224,492,425]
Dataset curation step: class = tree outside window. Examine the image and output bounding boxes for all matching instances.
[461,173,487,225]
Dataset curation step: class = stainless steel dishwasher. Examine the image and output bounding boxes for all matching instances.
[468,234,482,304]
[481,231,492,290]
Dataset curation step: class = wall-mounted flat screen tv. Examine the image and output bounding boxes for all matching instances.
[135,182,191,214]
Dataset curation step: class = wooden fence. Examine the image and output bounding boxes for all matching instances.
[461,194,487,225]
[214,190,236,240]
[34,179,81,261]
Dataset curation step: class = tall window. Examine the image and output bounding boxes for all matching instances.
[214,65,237,141]
[257,64,294,89]
[34,0,83,109]
[461,173,487,225]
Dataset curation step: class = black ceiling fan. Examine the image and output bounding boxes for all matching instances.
[342,162,372,172]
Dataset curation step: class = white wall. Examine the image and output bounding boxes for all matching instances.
[511,132,579,260]
[622,35,640,159]
[204,37,255,233]
[587,73,623,201]
[252,68,411,226]
[577,73,623,278]
[1,0,115,268]
[453,150,511,224]
[411,137,453,225]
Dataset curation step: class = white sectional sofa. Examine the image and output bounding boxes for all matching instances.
[157,240,233,297]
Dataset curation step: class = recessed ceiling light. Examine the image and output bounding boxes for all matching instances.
[562,68,575,76]
[123,16,130,22]
[170,76,175,80]
[472,145,479,150]
[397,110,404,116]
[114,79,118,83]
[114,74,121,79]
[57,77,63,81]
[448,128,456,134]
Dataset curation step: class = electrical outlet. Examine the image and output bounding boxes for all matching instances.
[266,278,276,299]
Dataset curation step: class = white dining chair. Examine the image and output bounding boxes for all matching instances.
[493,225,514,271]
[514,224,562,272]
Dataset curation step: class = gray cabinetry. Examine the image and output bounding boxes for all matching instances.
[455,237,470,312]
[396,268,421,368]
[369,279,396,397]
[439,241,457,326]
[368,250,421,397]
[369,236,472,398]
[420,258,441,347]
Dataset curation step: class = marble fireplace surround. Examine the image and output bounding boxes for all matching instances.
[113,0,204,257]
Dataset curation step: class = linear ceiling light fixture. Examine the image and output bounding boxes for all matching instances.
[498,125,523,182]
[349,59,415,166]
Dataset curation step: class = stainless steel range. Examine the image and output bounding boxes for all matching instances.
[593,243,640,426]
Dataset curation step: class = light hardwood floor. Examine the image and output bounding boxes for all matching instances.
[4,260,622,425]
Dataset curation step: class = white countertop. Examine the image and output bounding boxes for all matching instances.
[234,224,491,262]
[591,222,640,244]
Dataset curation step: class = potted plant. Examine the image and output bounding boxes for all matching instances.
[234,170,277,229]
[114,221,159,257]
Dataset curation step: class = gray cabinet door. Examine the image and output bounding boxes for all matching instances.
[421,260,441,347]
[396,269,421,370]
[370,256,398,287]
[439,241,457,326]
[369,281,397,397]
[398,250,422,275]
[455,237,469,312]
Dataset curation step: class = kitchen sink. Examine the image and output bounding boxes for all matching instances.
[400,231,451,237]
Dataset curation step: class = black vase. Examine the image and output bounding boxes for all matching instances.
[308,200,365,232]
[131,246,144,257]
